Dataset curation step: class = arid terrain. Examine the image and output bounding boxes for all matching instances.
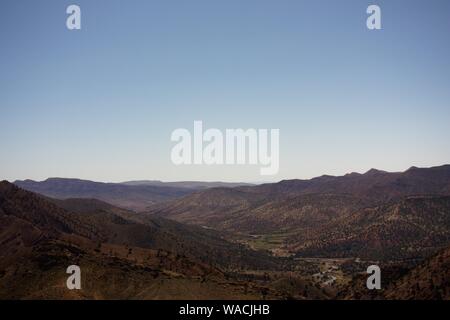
[2,165,450,299]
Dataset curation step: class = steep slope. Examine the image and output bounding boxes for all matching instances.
[337,247,450,300]
[290,196,450,260]
[384,246,450,299]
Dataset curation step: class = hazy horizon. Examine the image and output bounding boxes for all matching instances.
[6,163,449,184]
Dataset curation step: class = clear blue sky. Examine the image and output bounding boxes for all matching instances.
[1,0,449,182]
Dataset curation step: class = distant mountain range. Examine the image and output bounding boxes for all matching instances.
[13,178,253,212]
[121,180,254,189]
